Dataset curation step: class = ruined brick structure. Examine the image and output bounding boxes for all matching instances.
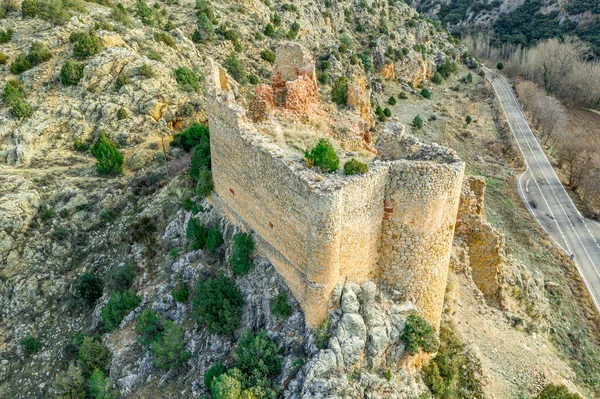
[206,44,466,328]
[455,176,504,301]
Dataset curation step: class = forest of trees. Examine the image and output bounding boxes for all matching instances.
[416,0,600,57]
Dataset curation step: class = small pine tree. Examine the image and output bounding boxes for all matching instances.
[388,96,396,105]
[465,115,472,125]
[53,364,87,399]
[21,0,37,18]
[496,62,504,71]
[196,13,214,42]
[117,107,128,120]
[331,76,348,106]
[228,233,254,276]
[10,99,32,119]
[420,88,431,99]
[264,23,275,37]
[304,138,339,173]
[135,309,163,346]
[90,132,124,176]
[89,369,118,399]
[412,114,423,129]
[60,60,84,86]
[150,321,191,369]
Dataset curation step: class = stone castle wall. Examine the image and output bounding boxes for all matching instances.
[206,53,465,327]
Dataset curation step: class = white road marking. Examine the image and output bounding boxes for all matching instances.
[485,68,600,313]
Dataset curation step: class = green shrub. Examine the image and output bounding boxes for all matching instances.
[60,60,84,86]
[117,107,128,120]
[317,72,328,85]
[174,67,199,92]
[343,158,368,175]
[204,362,227,389]
[534,384,582,399]
[287,21,300,39]
[313,319,330,349]
[304,138,339,173]
[171,122,209,152]
[422,322,484,399]
[205,224,224,253]
[154,31,175,47]
[101,290,141,332]
[74,272,104,306]
[189,138,211,179]
[195,12,214,42]
[412,114,423,129]
[233,329,281,385]
[115,74,130,90]
[70,31,103,59]
[171,275,189,302]
[228,233,254,276]
[420,88,431,99]
[399,91,408,99]
[270,292,292,319]
[383,107,392,117]
[52,364,87,399]
[388,96,396,105]
[10,99,32,119]
[331,75,348,106]
[182,197,193,211]
[90,131,124,176]
[111,3,130,26]
[38,204,52,221]
[77,336,111,377]
[260,49,275,64]
[0,28,13,43]
[401,314,439,356]
[9,53,31,74]
[196,169,214,198]
[357,52,372,73]
[465,115,472,125]
[211,373,242,399]
[496,62,504,71]
[138,63,154,78]
[192,273,243,336]
[21,0,37,17]
[436,59,457,79]
[135,309,163,346]
[264,23,274,36]
[105,264,134,292]
[0,52,6,65]
[150,321,190,369]
[2,79,23,105]
[224,53,247,84]
[187,217,208,250]
[20,335,41,355]
[431,71,443,85]
[89,369,118,399]
[36,0,71,25]
[136,0,156,25]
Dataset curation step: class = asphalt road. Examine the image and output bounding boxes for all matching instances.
[486,69,600,313]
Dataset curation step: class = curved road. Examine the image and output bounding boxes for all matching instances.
[486,69,600,313]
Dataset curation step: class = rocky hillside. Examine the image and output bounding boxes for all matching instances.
[1,0,599,398]
[413,0,600,56]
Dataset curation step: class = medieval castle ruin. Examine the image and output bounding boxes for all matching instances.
[206,43,502,328]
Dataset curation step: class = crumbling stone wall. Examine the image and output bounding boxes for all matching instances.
[206,47,465,328]
[455,176,504,301]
